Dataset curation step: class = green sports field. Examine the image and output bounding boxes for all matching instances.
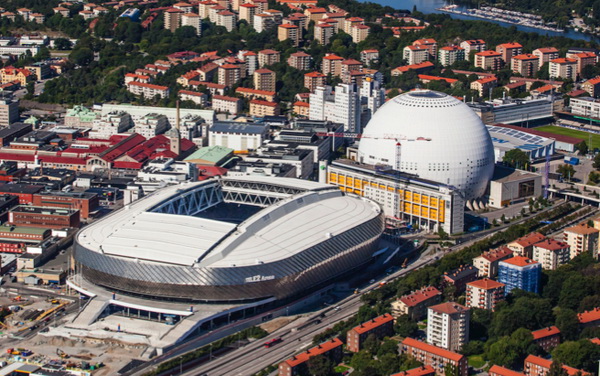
[534,125,600,147]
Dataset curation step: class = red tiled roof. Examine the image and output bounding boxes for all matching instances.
[350,314,394,335]
[535,47,558,53]
[399,286,441,307]
[179,90,205,97]
[236,87,275,96]
[498,42,522,49]
[585,77,600,85]
[489,365,525,376]
[428,302,468,315]
[305,71,326,78]
[464,39,486,45]
[533,84,555,93]
[551,58,577,64]
[501,256,538,267]
[414,38,436,44]
[259,49,279,55]
[510,232,546,248]
[342,59,362,65]
[323,54,343,60]
[467,278,505,290]
[418,75,457,84]
[283,338,343,368]
[293,101,309,107]
[565,223,599,235]
[476,76,498,84]
[476,50,502,57]
[213,95,241,102]
[590,338,600,345]
[394,61,434,73]
[391,366,435,376]
[512,53,538,60]
[533,239,569,251]
[127,82,168,91]
[402,337,464,362]
[531,326,560,340]
[250,99,277,107]
[279,23,298,28]
[525,355,590,376]
[440,45,463,51]
[578,307,600,324]
[99,134,146,162]
[254,68,274,74]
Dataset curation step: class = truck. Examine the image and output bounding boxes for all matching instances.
[564,156,580,165]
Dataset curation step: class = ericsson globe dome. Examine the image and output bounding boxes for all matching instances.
[357,90,495,200]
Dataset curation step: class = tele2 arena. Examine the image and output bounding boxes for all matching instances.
[74,176,384,303]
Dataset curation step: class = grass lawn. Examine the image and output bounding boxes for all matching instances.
[535,125,600,147]
[468,355,486,369]
[334,365,350,373]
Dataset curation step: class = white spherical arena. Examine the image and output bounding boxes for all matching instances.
[358,90,495,200]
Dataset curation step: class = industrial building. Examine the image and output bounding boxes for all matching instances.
[467,96,556,125]
[73,176,384,302]
[488,167,543,209]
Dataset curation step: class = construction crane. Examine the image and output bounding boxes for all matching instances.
[315,131,432,170]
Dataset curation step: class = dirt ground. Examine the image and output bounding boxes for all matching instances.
[259,316,300,333]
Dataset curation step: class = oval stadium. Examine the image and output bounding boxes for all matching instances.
[74,176,385,303]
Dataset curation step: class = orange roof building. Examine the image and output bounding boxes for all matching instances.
[531,326,561,351]
[466,278,505,311]
[401,338,467,376]
[489,365,525,376]
[392,286,442,320]
[578,307,600,327]
[279,338,343,376]
[391,366,436,376]
[347,314,394,352]
[524,355,590,376]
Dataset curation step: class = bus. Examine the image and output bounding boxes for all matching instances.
[264,338,282,348]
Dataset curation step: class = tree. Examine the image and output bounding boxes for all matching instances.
[575,141,589,155]
[445,363,459,376]
[394,315,418,337]
[594,152,600,169]
[53,37,72,50]
[362,333,380,354]
[556,164,575,181]
[503,149,529,169]
[552,340,600,372]
[69,47,94,66]
[547,360,568,376]
[307,354,334,376]
[555,308,580,341]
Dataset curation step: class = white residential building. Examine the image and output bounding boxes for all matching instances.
[359,78,386,128]
[466,278,505,311]
[209,121,268,152]
[126,82,170,99]
[532,239,570,270]
[309,84,361,133]
[426,302,470,352]
[403,45,429,65]
[133,113,169,139]
[181,13,202,36]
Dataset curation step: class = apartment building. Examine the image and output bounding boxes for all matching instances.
[278,24,300,47]
[181,13,201,35]
[426,302,470,352]
[582,77,600,98]
[391,366,436,376]
[126,82,170,99]
[498,256,541,294]
[288,52,312,71]
[0,97,19,127]
[403,45,430,65]
[401,338,467,376]
[475,51,504,70]
[361,49,380,65]
[216,10,236,32]
[391,286,442,320]
[249,99,279,116]
[507,232,546,258]
[438,46,465,67]
[258,49,280,67]
[235,87,276,102]
[413,38,438,58]
[460,39,486,57]
[466,278,505,311]
[253,68,276,92]
[578,307,600,328]
[239,3,257,26]
[564,223,599,260]
[212,95,243,115]
[549,58,577,80]
[531,239,570,270]
[442,265,478,293]
[473,246,513,278]
[164,8,183,32]
[471,76,498,97]
[278,338,343,376]
[524,355,589,376]
[489,365,525,376]
[218,64,242,87]
[531,326,560,352]
[304,71,326,92]
[511,54,540,77]
[322,54,344,76]
[567,51,597,75]
[346,314,394,352]
[351,24,370,43]
[532,47,559,66]
[496,42,523,63]
[315,23,335,45]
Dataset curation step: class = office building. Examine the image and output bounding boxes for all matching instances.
[309,84,361,132]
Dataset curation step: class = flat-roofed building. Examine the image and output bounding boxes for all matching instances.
[346,313,394,352]
[564,223,599,260]
[127,82,170,99]
[8,206,80,229]
[507,232,546,258]
[532,239,570,270]
[209,121,268,151]
[466,278,505,311]
[218,64,242,87]
[401,338,467,376]
[249,99,279,117]
[391,286,442,320]
[212,95,243,115]
[32,191,99,219]
[278,338,343,376]
[531,326,560,352]
[473,246,513,277]
[253,68,276,92]
[404,45,430,65]
[427,302,470,352]
[278,24,300,47]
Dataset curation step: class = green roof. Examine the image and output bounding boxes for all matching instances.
[0,226,49,235]
[24,116,39,125]
[66,105,97,122]
[184,145,234,164]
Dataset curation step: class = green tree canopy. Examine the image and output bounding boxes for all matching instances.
[503,149,530,169]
